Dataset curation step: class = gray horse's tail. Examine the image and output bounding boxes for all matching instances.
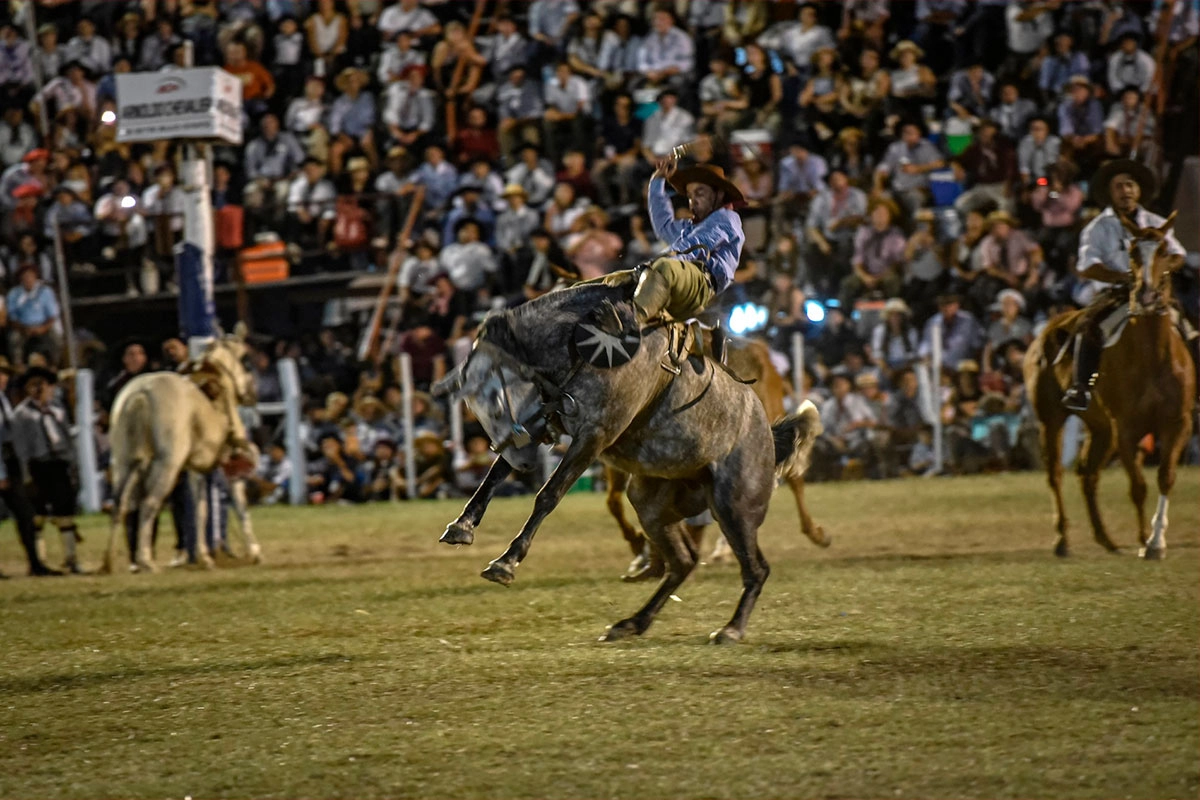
[772,400,823,481]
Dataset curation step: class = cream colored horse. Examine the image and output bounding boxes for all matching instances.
[103,327,261,573]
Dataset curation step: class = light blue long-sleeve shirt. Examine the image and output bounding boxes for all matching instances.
[647,177,744,293]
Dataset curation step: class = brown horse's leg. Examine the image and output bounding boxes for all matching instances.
[1116,432,1149,547]
[787,475,830,547]
[1141,416,1192,560]
[1078,418,1120,552]
[605,467,645,557]
[603,477,694,641]
[1040,420,1071,556]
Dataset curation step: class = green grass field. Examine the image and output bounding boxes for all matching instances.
[1,468,1197,799]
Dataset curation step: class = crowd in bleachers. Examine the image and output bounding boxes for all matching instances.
[0,0,1198,515]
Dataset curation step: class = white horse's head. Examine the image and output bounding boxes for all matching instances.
[203,322,257,406]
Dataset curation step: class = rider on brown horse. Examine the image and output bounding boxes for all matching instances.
[1062,158,1186,412]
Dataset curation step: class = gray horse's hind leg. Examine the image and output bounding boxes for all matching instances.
[482,440,601,585]
[133,460,185,573]
[603,476,695,641]
[441,458,514,545]
[706,465,771,644]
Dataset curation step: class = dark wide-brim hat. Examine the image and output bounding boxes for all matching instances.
[667,164,745,206]
[1090,158,1157,207]
[21,366,59,386]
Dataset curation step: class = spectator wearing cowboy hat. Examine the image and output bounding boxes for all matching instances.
[874,118,945,215]
[441,184,496,249]
[7,264,62,367]
[1104,85,1157,162]
[887,41,937,122]
[1057,76,1105,173]
[902,207,947,323]
[982,289,1032,372]
[839,196,905,311]
[438,218,496,294]
[975,210,1043,312]
[1063,157,1185,411]
[871,297,920,373]
[30,57,97,125]
[494,184,540,256]
[0,355,61,576]
[10,366,83,573]
[328,66,377,175]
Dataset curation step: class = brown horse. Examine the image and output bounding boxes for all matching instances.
[1024,212,1194,559]
[609,336,829,579]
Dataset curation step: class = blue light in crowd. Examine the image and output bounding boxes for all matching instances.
[804,300,826,323]
[728,303,768,335]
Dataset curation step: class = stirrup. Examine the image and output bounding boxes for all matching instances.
[661,324,684,375]
[1062,385,1092,413]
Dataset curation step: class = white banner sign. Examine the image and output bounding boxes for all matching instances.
[116,68,243,144]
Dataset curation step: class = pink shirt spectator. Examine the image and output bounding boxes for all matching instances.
[981,229,1039,278]
[1029,183,1083,229]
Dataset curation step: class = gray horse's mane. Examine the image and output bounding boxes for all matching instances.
[486,283,634,370]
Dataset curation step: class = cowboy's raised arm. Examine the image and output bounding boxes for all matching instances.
[647,162,686,244]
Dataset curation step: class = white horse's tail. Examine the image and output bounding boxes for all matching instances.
[772,399,823,482]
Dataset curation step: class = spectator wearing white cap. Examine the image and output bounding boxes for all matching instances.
[983,288,1031,371]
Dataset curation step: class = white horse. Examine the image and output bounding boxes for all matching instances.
[103,327,262,573]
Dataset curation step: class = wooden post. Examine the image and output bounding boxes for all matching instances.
[1131,0,1175,162]
[358,185,424,362]
[444,0,491,143]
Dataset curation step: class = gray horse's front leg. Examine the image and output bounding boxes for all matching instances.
[440,458,514,545]
[482,441,600,585]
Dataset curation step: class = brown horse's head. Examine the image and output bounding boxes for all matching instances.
[1121,210,1180,315]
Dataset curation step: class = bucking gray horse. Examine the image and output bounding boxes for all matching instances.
[103,327,262,573]
[436,282,821,643]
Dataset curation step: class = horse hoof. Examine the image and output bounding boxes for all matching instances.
[441,522,475,546]
[814,528,832,548]
[199,556,215,570]
[481,562,514,586]
[600,620,640,642]
[1054,541,1070,558]
[621,555,663,582]
[248,544,263,564]
[709,627,744,645]
[1139,546,1165,561]
[135,561,158,574]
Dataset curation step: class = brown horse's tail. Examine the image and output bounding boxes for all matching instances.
[773,399,823,482]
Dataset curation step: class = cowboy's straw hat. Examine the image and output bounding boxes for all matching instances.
[667,164,745,206]
[986,209,1020,229]
[890,40,924,60]
[882,297,911,316]
[335,66,368,93]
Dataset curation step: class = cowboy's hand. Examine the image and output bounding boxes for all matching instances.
[653,154,678,180]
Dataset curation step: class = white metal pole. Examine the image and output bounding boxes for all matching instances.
[790,331,805,400]
[916,361,935,424]
[73,369,100,513]
[277,358,307,505]
[400,353,417,499]
[931,321,944,474]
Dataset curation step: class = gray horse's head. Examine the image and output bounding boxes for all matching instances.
[204,322,257,406]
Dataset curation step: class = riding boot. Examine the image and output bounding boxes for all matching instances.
[710,321,727,365]
[1062,332,1102,412]
[633,267,671,327]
